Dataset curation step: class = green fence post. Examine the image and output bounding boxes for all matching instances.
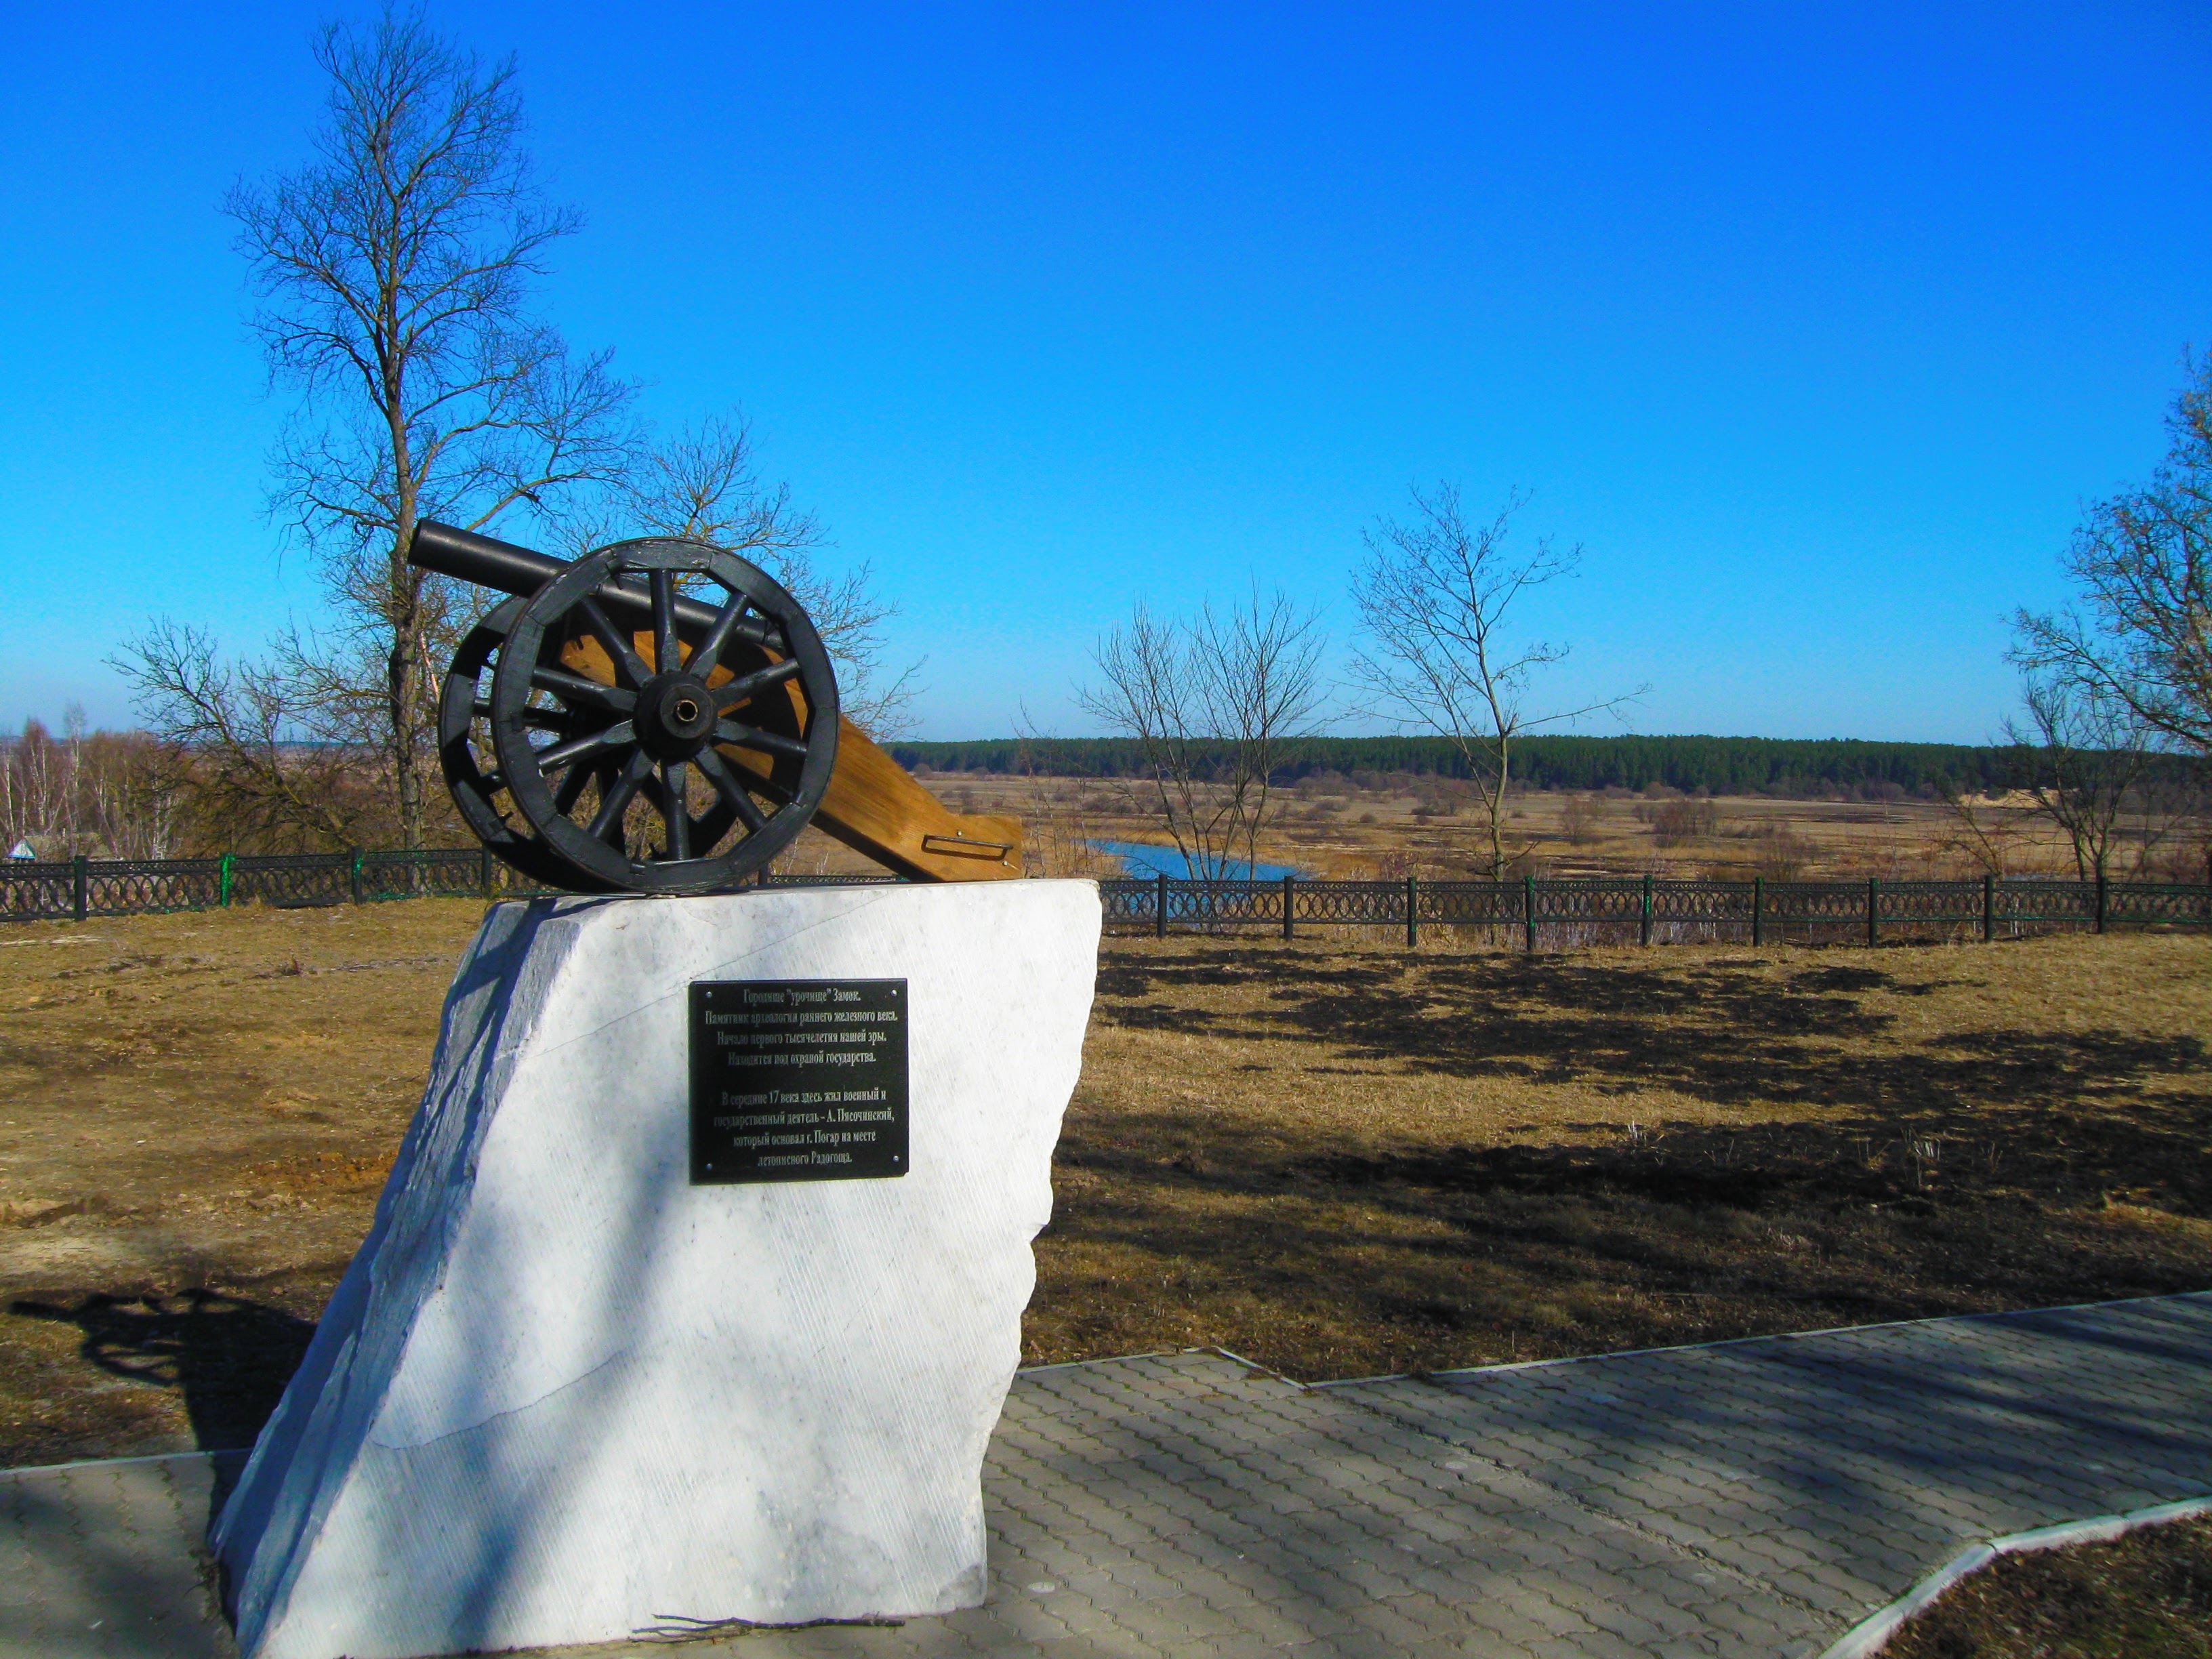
[1523,873,1537,953]
[349,848,364,907]
[1982,873,1995,943]
[2095,870,2108,935]
[1282,873,1294,942]
[72,855,87,922]
[1405,875,1418,949]
[218,853,234,908]
[1752,876,1764,947]
[478,845,494,899]
[1867,876,1879,947]
[1155,872,1168,939]
[1639,872,1654,947]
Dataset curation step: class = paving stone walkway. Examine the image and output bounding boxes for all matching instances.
[7,1292,2211,1659]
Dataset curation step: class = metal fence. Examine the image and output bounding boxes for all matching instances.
[1101,872,2212,948]
[0,851,901,923]
[6,853,2207,947]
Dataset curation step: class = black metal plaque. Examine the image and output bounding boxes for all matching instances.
[689,979,909,1184]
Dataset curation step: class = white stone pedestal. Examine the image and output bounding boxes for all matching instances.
[211,881,1101,1659]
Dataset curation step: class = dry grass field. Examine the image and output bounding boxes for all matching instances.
[907,770,2201,884]
[0,898,2206,1473]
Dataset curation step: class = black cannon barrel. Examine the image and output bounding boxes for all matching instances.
[408,519,729,635]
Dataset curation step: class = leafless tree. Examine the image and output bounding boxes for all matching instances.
[1078,590,1325,880]
[1349,485,1642,879]
[165,10,636,848]
[2014,357,2212,758]
[2005,676,2169,881]
[576,415,922,735]
[1933,783,2030,878]
[112,621,377,852]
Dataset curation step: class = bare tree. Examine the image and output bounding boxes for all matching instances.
[1933,782,2030,878]
[201,10,634,847]
[112,621,376,852]
[1078,590,1325,880]
[1349,485,1641,880]
[2014,357,2212,758]
[591,415,922,735]
[2007,676,2163,881]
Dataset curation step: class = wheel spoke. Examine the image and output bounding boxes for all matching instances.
[687,592,754,680]
[577,596,653,688]
[475,698,583,731]
[553,758,598,815]
[696,750,769,833]
[714,719,811,759]
[649,570,678,676]
[587,750,654,843]
[711,658,802,712]
[531,720,637,773]
[529,665,636,713]
[661,761,691,859]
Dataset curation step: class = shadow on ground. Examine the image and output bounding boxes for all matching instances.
[1034,943,2212,1378]
[9,1290,315,1456]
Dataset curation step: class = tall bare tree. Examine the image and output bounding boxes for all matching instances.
[1078,590,1324,880]
[211,9,633,846]
[2014,357,2212,758]
[1349,485,1640,879]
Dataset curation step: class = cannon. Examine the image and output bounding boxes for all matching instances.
[409,520,1021,895]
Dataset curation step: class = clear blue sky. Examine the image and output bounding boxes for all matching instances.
[3,3,2207,743]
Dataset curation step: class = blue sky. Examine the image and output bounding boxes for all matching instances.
[3,3,2207,742]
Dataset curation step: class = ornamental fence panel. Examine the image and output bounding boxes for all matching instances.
[1100,873,2212,947]
[0,861,79,921]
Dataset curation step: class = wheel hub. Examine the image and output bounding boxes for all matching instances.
[636,672,718,760]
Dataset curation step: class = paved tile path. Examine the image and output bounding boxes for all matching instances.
[7,1292,2211,1659]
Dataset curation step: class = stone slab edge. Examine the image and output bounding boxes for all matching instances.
[1818,1493,2212,1659]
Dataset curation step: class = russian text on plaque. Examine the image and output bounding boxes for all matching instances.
[689,979,910,1185]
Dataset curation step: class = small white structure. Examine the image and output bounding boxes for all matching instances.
[211,881,1100,1659]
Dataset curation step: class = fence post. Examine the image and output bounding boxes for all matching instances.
[1155,872,1168,939]
[349,848,364,907]
[72,855,87,922]
[1752,876,1763,948]
[479,844,494,899]
[1523,873,1536,953]
[1867,877,1879,947]
[2095,870,2108,935]
[218,853,234,908]
[1282,873,1294,942]
[1639,872,1654,947]
[1982,873,1994,943]
[1405,875,1418,949]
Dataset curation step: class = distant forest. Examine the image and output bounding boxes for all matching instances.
[889,734,2200,799]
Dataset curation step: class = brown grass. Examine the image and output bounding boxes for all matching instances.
[1028,932,2212,1378]
[1885,1517,2212,1658]
[0,902,2206,1469]
[922,770,2194,882]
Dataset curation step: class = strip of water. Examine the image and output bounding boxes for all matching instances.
[1086,840,1304,882]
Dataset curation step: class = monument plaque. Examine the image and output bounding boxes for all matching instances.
[690,978,909,1183]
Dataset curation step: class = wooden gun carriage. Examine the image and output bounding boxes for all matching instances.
[410,522,1021,895]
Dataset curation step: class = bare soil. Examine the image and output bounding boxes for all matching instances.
[1,902,2207,1475]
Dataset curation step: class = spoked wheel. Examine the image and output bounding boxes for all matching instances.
[485,538,839,895]
[436,596,621,894]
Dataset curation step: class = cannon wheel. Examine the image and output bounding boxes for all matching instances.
[486,538,840,895]
[436,596,621,894]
